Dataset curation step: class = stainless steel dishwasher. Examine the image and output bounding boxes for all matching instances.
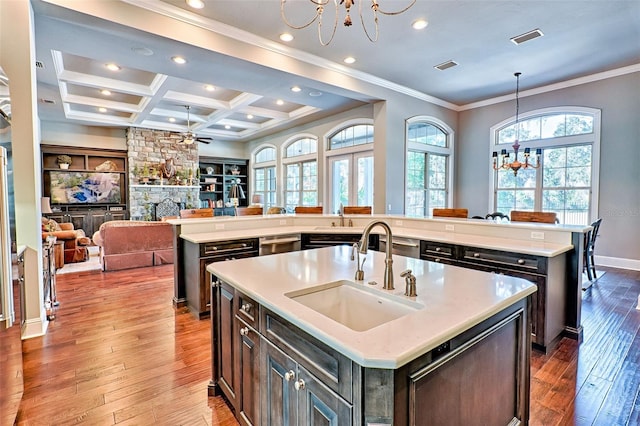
[379,236,420,259]
[259,234,302,255]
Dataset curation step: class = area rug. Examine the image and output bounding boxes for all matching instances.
[56,246,102,275]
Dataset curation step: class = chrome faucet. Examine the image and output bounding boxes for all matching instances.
[358,220,394,290]
[338,203,345,227]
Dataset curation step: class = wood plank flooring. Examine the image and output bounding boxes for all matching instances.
[15,265,640,425]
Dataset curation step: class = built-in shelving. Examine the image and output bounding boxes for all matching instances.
[198,157,249,210]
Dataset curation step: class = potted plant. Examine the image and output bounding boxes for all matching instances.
[56,155,72,169]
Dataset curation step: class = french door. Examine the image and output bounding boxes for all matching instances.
[328,152,373,214]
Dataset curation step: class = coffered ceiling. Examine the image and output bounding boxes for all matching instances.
[22,0,640,144]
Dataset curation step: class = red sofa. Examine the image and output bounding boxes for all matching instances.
[92,221,174,271]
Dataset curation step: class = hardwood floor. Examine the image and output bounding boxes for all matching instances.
[15,265,640,425]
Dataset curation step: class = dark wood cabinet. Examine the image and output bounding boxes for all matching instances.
[198,157,249,212]
[213,283,260,425]
[261,338,351,426]
[184,238,259,319]
[41,146,129,235]
[45,207,128,237]
[420,240,564,352]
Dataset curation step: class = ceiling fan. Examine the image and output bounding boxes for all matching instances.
[180,105,213,144]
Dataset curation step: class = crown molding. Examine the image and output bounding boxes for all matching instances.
[459,63,640,111]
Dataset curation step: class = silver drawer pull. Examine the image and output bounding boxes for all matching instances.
[240,327,249,336]
[294,379,305,391]
[284,370,295,381]
[435,258,441,262]
[212,246,218,251]
[473,253,480,258]
[517,259,525,265]
[242,243,247,247]
[241,303,252,313]
[435,247,441,252]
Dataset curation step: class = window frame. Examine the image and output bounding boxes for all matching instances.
[251,144,278,209]
[489,106,601,223]
[324,119,375,213]
[405,116,455,216]
[281,133,318,213]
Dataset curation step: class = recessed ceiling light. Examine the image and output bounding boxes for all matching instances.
[100,89,111,96]
[168,117,176,123]
[171,56,187,64]
[205,84,216,91]
[343,56,356,64]
[105,63,121,71]
[186,0,205,9]
[276,99,284,106]
[280,33,294,42]
[412,19,428,30]
[291,86,301,93]
[225,125,231,130]
[247,114,254,119]
[309,91,323,97]
[98,107,107,113]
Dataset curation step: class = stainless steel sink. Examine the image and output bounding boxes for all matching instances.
[286,280,421,332]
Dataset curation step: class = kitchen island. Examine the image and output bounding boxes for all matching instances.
[207,245,537,425]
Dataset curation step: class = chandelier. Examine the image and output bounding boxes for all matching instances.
[281,0,416,46]
[492,72,541,176]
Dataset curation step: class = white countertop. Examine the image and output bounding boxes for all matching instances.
[183,224,572,257]
[207,246,537,369]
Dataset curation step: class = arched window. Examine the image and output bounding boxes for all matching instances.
[252,145,277,209]
[490,108,601,225]
[405,117,454,217]
[282,135,318,213]
[325,120,374,214]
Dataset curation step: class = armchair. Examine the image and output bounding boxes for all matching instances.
[41,218,91,263]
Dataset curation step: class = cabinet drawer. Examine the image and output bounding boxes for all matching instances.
[236,290,258,330]
[261,308,354,402]
[420,240,457,264]
[461,247,546,274]
[201,239,258,257]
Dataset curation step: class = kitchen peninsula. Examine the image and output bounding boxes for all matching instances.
[170,214,589,353]
[206,246,537,425]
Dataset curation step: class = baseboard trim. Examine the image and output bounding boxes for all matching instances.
[21,316,48,340]
[595,255,640,271]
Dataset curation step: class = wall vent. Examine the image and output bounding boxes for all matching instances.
[35,61,45,69]
[510,28,544,45]
[434,60,459,71]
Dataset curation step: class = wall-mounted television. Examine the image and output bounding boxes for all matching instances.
[49,171,122,204]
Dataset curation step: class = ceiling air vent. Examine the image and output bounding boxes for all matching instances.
[510,28,544,45]
[39,98,56,104]
[434,60,458,71]
[35,61,45,69]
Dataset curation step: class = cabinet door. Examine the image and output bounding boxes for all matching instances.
[66,212,88,233]
[237,318,260,426]
[218,282,239,411]
[297,365,352,426]
[261,340,298,426]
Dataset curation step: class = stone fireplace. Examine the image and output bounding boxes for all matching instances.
[126,127,199,220]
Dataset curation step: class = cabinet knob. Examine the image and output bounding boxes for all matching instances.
[435,247,441,252]
[241,303,252,313]
[284,370,295,382]
[473,252,480,258]
[435,258,441,263]
[242,243,248,248]
[212,246,218,251]
[240,327,249,336]
[517,259,525,265]
[294,379,305,391]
